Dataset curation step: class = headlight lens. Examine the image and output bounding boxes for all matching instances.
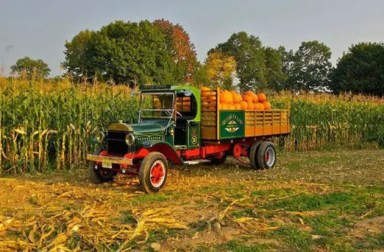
[95,132,105,143]
[125,133,135,146]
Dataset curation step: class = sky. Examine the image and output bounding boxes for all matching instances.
[1,0,384,77]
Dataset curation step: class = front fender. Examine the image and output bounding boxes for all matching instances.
[142,140,182,165]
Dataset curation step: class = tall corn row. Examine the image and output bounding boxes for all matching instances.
[0,77,383,174]
[0,77,139,174]
[271,92,384,151]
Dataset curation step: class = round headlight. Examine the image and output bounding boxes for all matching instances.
[125,133,135,146]
[95,132,105,143]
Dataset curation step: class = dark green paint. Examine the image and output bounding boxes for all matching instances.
[219,111,245,139]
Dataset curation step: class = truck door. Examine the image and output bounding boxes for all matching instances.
[187,121,200,148]
[175,89,200,148]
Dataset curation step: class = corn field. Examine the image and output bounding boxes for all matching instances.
[271,92,384,151]
[0,77,139,174]
[0,77,383,174]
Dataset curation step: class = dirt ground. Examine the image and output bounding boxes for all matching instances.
[0,149,383,251]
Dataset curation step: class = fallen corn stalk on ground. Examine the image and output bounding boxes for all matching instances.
[0,149,383,251]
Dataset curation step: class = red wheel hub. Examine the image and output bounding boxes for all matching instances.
[265,151,270,162]
[150,161,165,187]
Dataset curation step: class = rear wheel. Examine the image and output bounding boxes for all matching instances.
[139,152,168,193]
[249,141,262,169]
[89,150,116,183]
[256,141,276,169]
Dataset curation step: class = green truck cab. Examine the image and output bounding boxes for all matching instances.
[87,85,290,193]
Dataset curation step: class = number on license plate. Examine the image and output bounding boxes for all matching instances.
[102,161,112,169]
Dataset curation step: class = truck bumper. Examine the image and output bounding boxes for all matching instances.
[86,154,133,166]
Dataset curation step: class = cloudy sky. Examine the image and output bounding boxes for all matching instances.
[1,0,384,76]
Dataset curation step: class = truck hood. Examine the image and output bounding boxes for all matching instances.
[107,121,168,135]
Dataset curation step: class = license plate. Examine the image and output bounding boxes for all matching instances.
[102,161,112,169]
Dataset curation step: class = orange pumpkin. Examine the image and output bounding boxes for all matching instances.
[258,93,267,102]
[263,101,271,110]
[200,86,211,91]
[221,90,233,104]
[243,95,253,103]
[240,101,248,110]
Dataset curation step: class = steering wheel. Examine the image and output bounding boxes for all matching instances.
[175,111,182,118]
[165,110,182,118]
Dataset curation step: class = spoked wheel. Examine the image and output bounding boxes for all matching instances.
[89,150,116,183]
[139,152,168,193]
[256,141,276,169]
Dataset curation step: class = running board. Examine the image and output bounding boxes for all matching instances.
[183,159,211,165]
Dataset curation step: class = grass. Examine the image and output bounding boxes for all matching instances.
[0,148,383,250]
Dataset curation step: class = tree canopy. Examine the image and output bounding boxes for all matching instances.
[211,32,267,91]
[61,18,384,96]
[204,51,237,89]
[11,57,50,79]
[209,32,287,92]
[63,20,197,86]
[153,19,198,83]
[282,41,332,91]
[331,42,384,96]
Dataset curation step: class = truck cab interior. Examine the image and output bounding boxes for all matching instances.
[174,90,197,146]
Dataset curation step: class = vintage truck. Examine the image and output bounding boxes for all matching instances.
[87,85,290,193]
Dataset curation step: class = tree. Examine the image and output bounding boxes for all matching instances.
[62,30,94,81]
[63,20,178,85]
[205,51,237,89]
[331,42,384,96]
[11,57,50,79]
[212,32,267,92]
[153,19,198,83]
[285,41,332,91]
[264,47,287,91]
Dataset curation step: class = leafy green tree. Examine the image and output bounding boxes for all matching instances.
[331,42,384,96]
[264,47,287,91]
[211,32,267,92]
[11,57,50,79]
[190,62,209,87]
[63,20,177,85]
[62,30,94,81]
[285,41,332,91]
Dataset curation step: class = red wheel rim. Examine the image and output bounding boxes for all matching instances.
[265,151,270,162]
[150,160,166,187]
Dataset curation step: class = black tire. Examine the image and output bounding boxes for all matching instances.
[89,151,116,184]
[139,152,168,193]
[249,141,262,170]
[211,153,227,165]
[256,141,276,169]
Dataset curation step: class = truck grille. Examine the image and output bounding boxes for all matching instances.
[106,131,128,155]
[135,136,162,146]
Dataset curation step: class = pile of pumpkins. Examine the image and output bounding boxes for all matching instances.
[200,87,271,111]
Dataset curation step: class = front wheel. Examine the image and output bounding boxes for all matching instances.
[89,151,116,184]
[139,152,168,193]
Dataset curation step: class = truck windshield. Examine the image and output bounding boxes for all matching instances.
[139,92,175,121]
